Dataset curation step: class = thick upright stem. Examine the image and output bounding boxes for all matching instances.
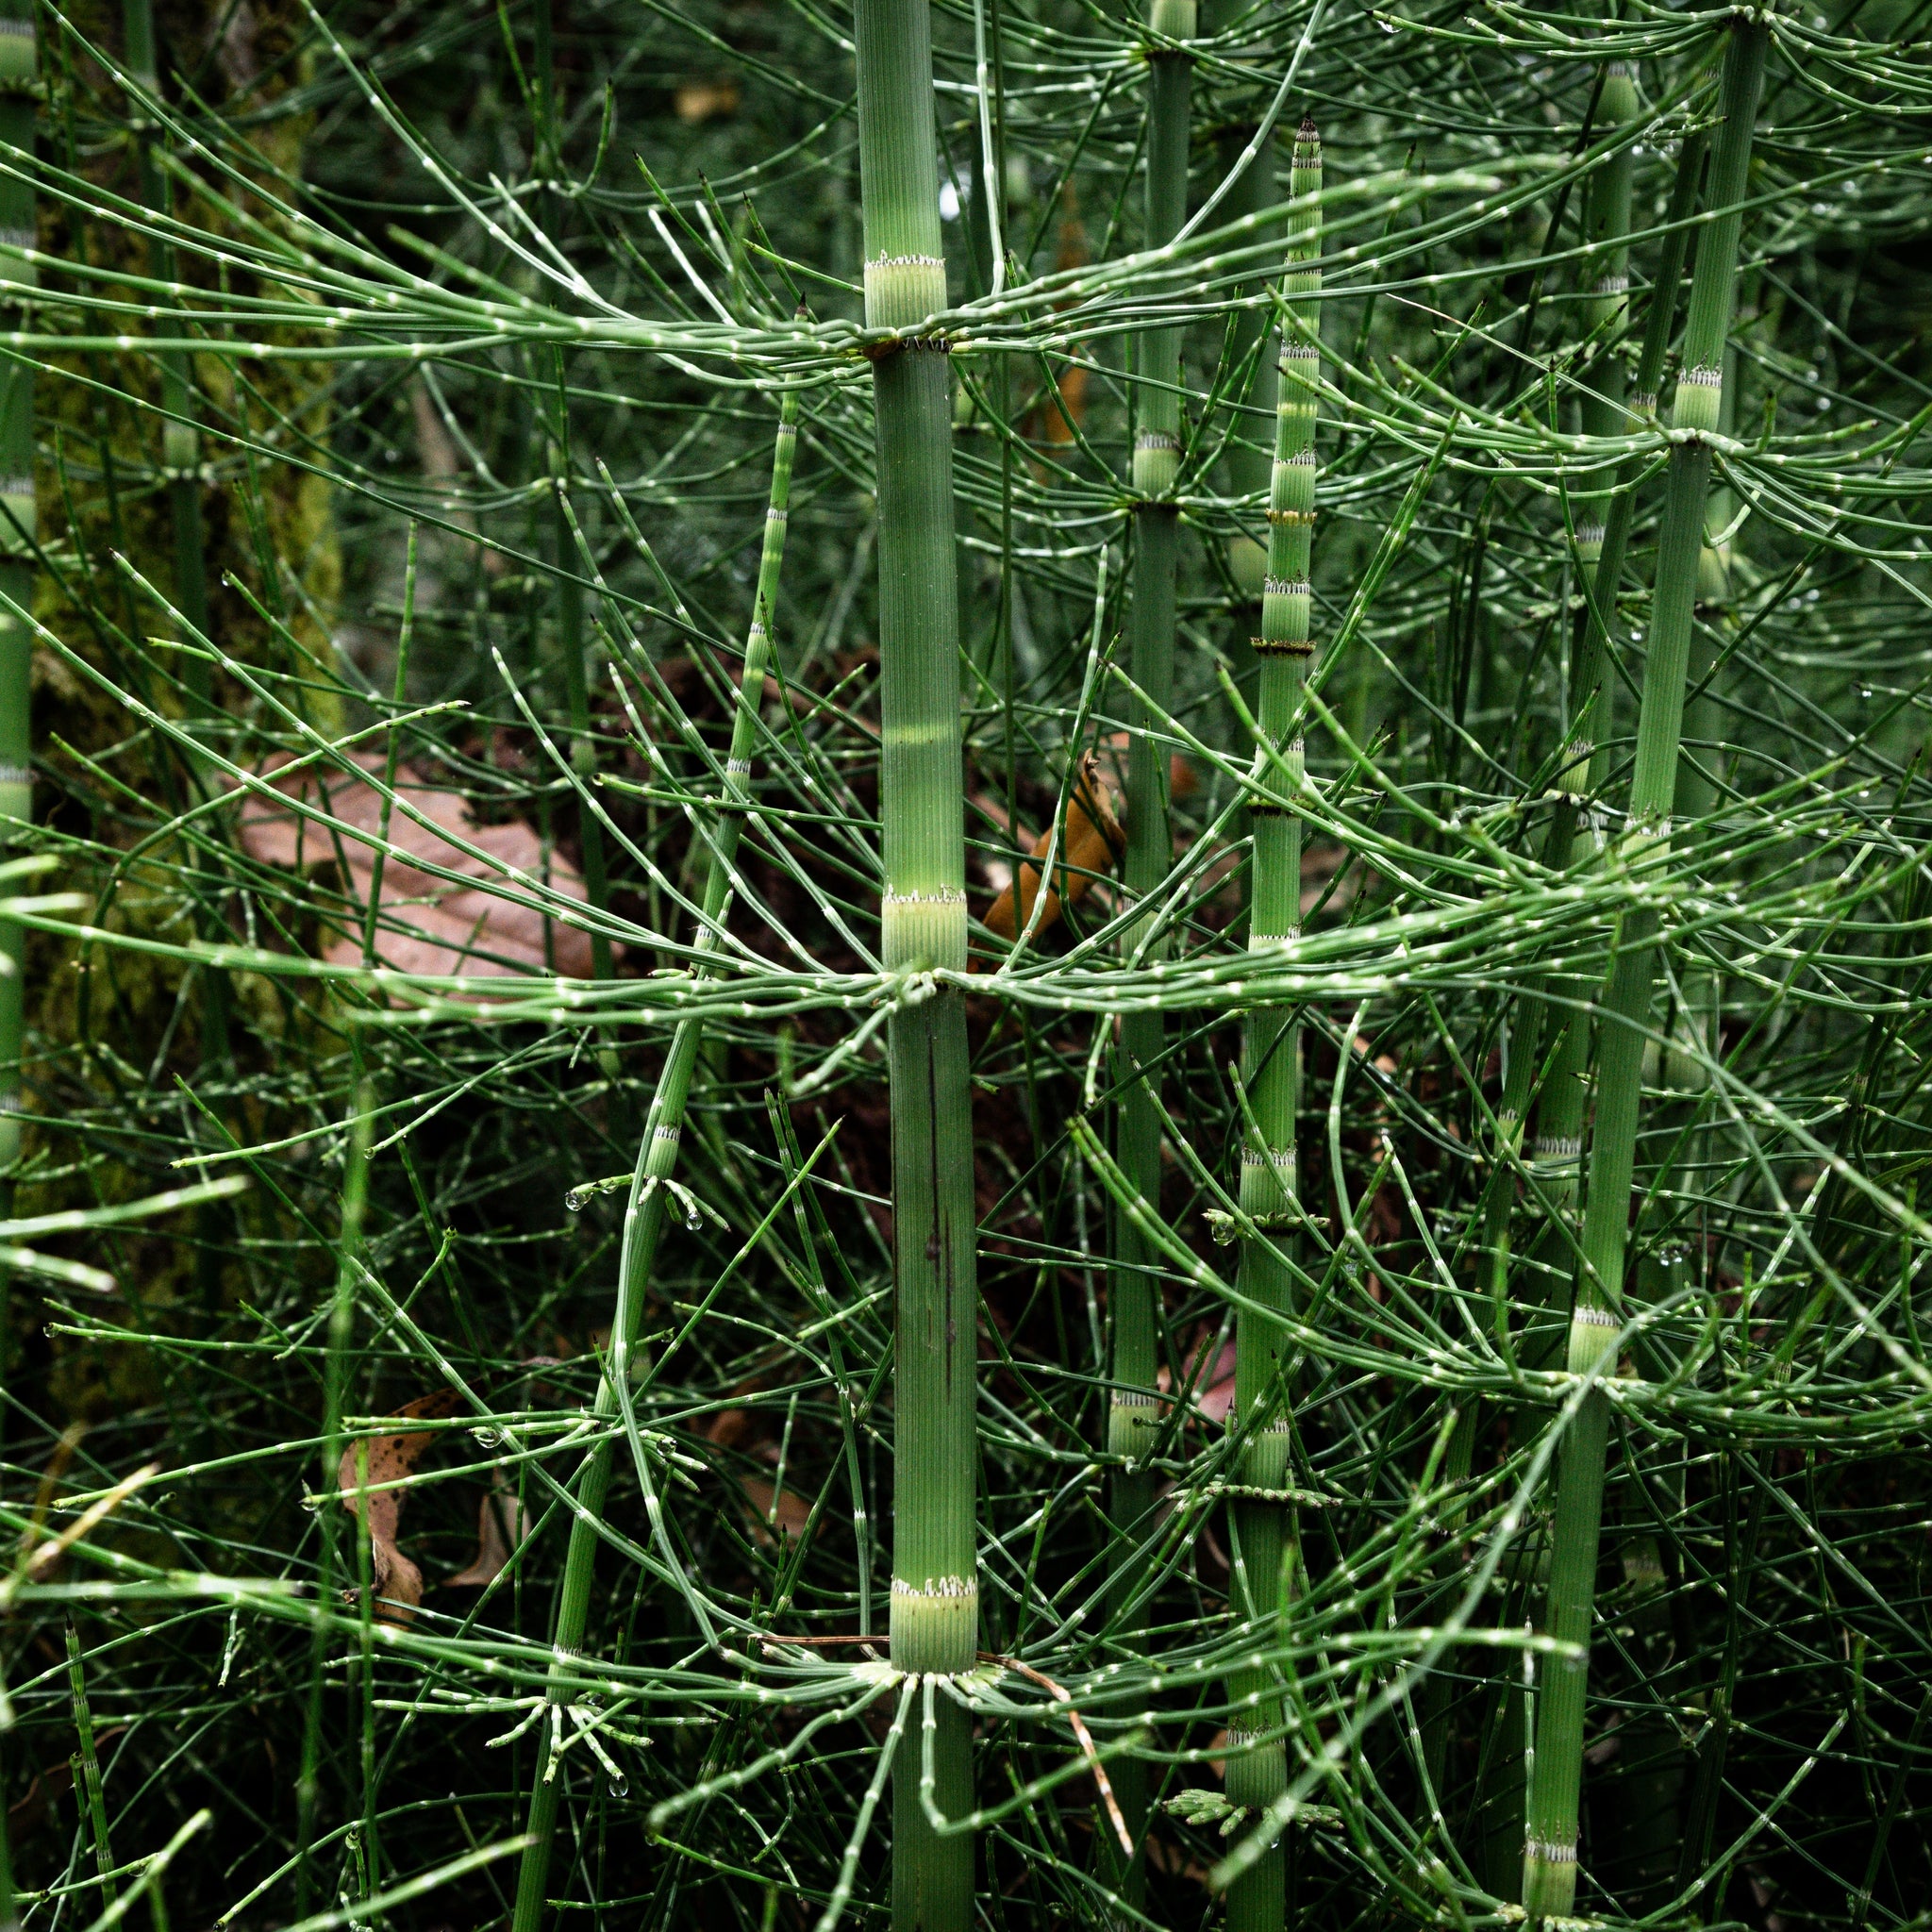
[1223,119,1320,1932]
[508,392,799,1932]
[1524,118,1709,1335]
[1521,23,1767,1918]
[1479,60,1641,1373]
[846,0,979,1922]
[1107,11,1195,1903]
[1206,0,1278,603]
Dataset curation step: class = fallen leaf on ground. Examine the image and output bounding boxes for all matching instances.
[338,1390,460,1624]
[235,751,608,978]
[982,753,1124,946]
[740,1475,814,1544]
[448,1473,527,1589]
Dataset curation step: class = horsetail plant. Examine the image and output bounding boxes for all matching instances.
[508,386,801,1932]
[1222,115,1320,1932]
[121,0,209,690]
[8,2,1932,1928]
[1458,64,1643,1888]
[1520,19,1769,1919]
[0,0,32,1206]
[533,4,613,989]
[1110,0,1197,1450]
[1105,0,1197,1899]
[848,0,980,1921]
[1479,57,1643,1372]
[1208,0,1277,603]
[1519,115,1710,1325]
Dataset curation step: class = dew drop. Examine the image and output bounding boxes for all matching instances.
[608,1775,629,1798]
[565,1189,591,1213]
[685,1208,704,1231]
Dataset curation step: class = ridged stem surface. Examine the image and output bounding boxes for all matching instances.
[1522,24,1767,1917]
[1105,8,1196,1907]
[849,0,980,1921]
[1525,119,1709,1319]
[508,392,799,1932]
[0,6,35,1263]
[1224,121,1321,1932]
[1478,60,1641,1375]
[122,0,208,678]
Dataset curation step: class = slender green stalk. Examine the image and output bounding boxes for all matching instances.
[1668,322,1746,1089]
[122,0,234,1285]
[1208,0,1278,604]
[847,3,979,1921]
[0,0,35,1227]
[1476,59,1642,1372]
[0,109,33,1807]
[1523,119,1709,1315]
[0,0,31,1553]
[1107,6,1195,1901]
[1110,0,1196,1466]
[549,381,613,985]
[298,1074,375,1912]
[508,390,800,1932]
[65,1623,118,1890]
[121,0,208,684]
[1224,117,1321,1932]
[1521,23,1768,1919]
[532,5,613,987]
[1560,110,1710,811]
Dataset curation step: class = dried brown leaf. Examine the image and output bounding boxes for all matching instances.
[740,1476,813,1545]
[983,752,1124,947]
[338,1390,460,1624]
[448,1474,527,1590]
[235,751,610,978]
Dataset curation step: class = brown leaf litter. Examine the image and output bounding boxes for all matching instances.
[981,752,1125,947]
[234,750,610,978]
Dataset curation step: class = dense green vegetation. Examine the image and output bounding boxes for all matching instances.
[0,0,1930,1927]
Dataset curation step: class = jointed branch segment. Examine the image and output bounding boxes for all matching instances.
[1223,113,1322,1932]
[1522,21,1770,1920]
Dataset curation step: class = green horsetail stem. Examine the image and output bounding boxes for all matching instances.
[0,0,26,1577]
[1110,0,1196,1467]
[550,392,613,985]
[1107,4,1194,1900]
[122,0,235,1254]
[532,5,612,986]
[122,0,209,690]
[508,389,800,1932]
[848,0,979,1922]
[0,1,35,1208]
[1478,59,1641,1369]
[1459,65,1643,1890]
[1524,119,1709,1308]
[1668,319,1747,1088]
[298,1077,374,1909]
[1521,21,1767,1921]
[1207,0,1278,602]
[1222,117,1320,1932]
